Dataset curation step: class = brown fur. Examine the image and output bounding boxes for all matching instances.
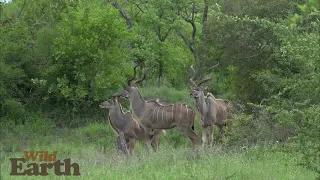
[100,97,163,155]
[190,89,232,147]
[120,86,198,149]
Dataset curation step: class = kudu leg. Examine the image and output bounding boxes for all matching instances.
[209,124,215,147]
[151,129,162,151]
[201,125,207,148]
[183,128,198,148]
[219,125,225,139]
[128,138,135,156]
[144,128,153,153]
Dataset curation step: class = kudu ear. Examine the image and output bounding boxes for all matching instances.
[112,97,117,104]
[113,91,123,97]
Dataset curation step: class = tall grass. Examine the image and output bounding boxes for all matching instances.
[1,140,317,179]
[0,122,318,179]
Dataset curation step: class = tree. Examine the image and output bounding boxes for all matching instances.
[36,2,131,116]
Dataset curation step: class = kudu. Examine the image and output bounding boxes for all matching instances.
[189,65,232,147]
[99,96,163,155]
[115,64,198,150]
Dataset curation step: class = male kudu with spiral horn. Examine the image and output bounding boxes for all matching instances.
[114,64,198,150]
[189,64,232,147]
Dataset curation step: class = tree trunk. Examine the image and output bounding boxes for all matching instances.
[115,132,128,156]
[202,0,209,44]
[158,60,164,87]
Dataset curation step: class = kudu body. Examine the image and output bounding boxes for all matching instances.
[116,65,198,149]
[100,96,163,155]
[189,65,232,147]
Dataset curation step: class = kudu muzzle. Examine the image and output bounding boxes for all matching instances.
[113,91,129,99]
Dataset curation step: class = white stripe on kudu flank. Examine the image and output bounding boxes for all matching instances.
[172,105,174,120]
[162,106,165,123]
[180,104,182,119]
[186,105,188,118]
[156,106,161,123]
[152,106,157,121]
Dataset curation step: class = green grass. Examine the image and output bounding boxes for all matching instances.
[0,124,317,180]
[1,145,316,180]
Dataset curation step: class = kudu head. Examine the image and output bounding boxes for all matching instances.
[114,64,155,99]
[189,64,219,98]
[99,95,120,109]
[99,99,114,109]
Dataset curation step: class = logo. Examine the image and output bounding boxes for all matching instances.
[10,151,80,176]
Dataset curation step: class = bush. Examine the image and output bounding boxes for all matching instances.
[140,86,194,106]
[71,123,116,149]
[2,99,26,124]
[298,105,320,176]
[225,104,295,147]
[0,111,54,152]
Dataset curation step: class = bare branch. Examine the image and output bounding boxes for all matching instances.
[112,1,132,29]
[135,65,155,84]
[156,26,172,42]
[191,3,195,22]
[161,28,172,41]
[178,31,193,52]
[134,3,145,13]
[180,13,193,24]
[208,63,220,71]
[1,0,26,27]
[17,0,27,20]
[202,0,209,42]
[178,6,196,45]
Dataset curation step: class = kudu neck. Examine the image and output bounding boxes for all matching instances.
[109,101,123,118]
[195,92,207,115]
[129,88,146,119]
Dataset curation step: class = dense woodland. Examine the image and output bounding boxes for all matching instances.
[1,0,319,176]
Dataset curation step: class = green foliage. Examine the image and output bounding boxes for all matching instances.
[2,99,25,122]
[128,0,193,87]
[222,0,304,20]
[71,123,115,149]
[205,8,281,103]
[42,2,131,112]
[0,21,29,121]
[298,105,320,176]
[0,111,54,152]
[226,113,274,146]
[140,86,194,106]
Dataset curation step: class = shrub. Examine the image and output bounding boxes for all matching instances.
[225,104,295,147]
[298,105,320,176]
[71,123,116,149]
[2,99,26,124]
[140,86,194,106]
